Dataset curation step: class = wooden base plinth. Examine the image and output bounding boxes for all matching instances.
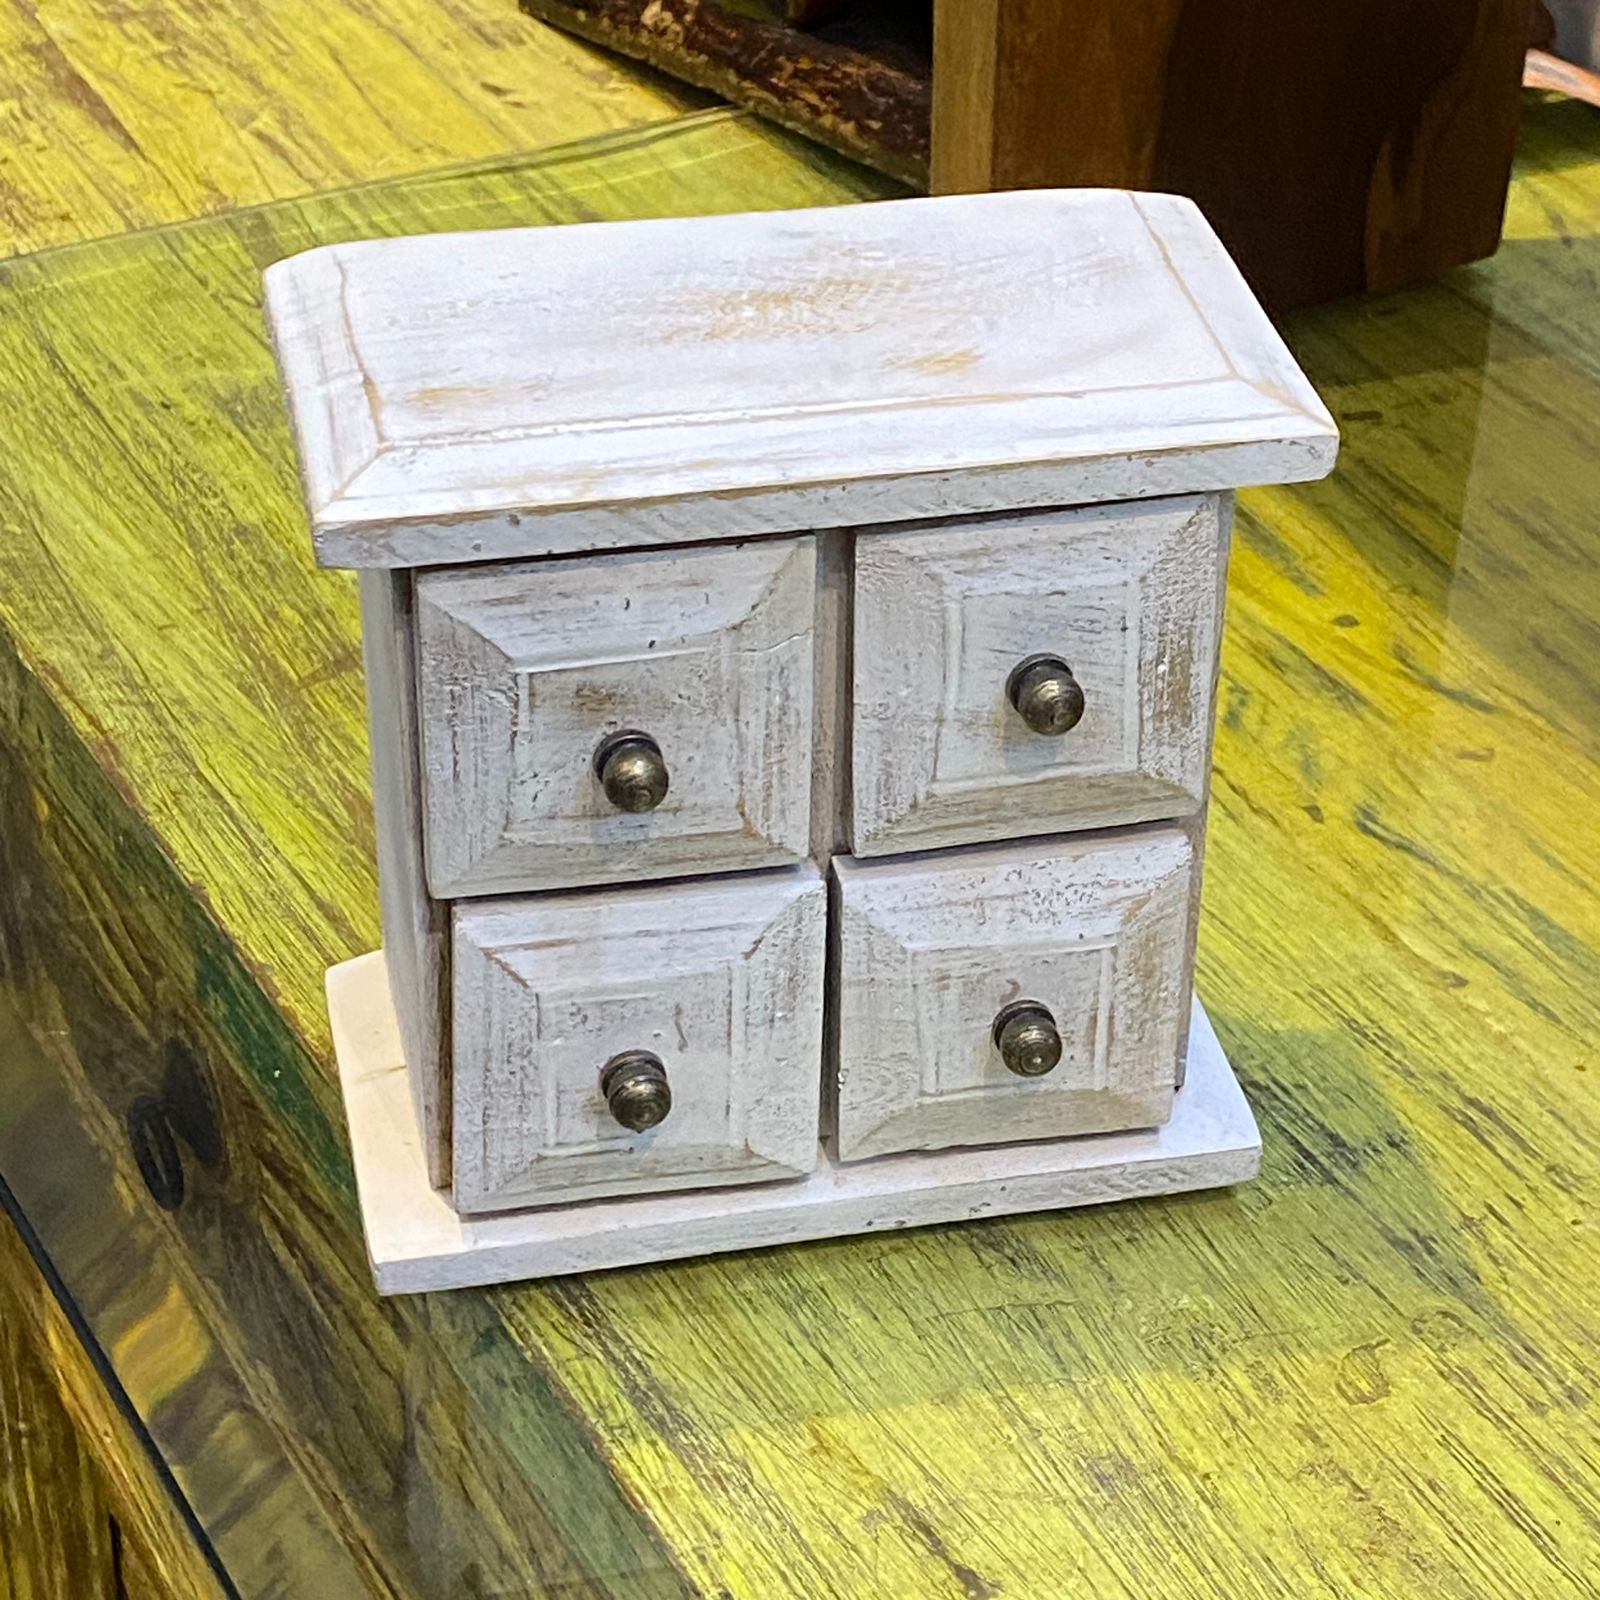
[327,952,1261,1294]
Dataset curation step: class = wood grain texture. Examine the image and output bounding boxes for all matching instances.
[1,1223,118,1600]
[332,953,1258,1290]
[851,495,1226,855]
[0,580,694,1598]
[519,0,929,181]
[932,0,1530,310]
[416,538,817,897]
[0,0,700,258]
[0,113,888,1600]
[833,831,1191,1159]
[0,113,889,1151]
[3,94,1600,1599]
[0,1207,225,1600]
[451,868,826,1210]
[265,187,1335,569]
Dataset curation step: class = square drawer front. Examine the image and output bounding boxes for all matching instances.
[832,829,1192,1160]
[851,495,1225,856]
[416,538,816,897]
[451,868,825,1211]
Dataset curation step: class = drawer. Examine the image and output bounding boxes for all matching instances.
[850,495,1225,855]
[451,867,826,1211]
[832,829,1192,1160]
[416,538,816,897]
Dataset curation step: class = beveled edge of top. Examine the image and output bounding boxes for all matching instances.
[264,189,1338,570]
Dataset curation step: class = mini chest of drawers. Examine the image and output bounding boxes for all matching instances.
[266,189,1336,1293]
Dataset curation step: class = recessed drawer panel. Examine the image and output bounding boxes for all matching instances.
[416,538,816,897]
[451,868,825,1212]
[832,829,1192,1161]
[851,495,1225,855]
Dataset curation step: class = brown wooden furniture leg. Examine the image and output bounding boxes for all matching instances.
[932,0,1530,310]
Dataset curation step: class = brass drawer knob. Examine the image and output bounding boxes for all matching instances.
[992,1000,1063,1078]
[595,730,669,813]
[1006,654,1085,735]
[600,1050,673,1131]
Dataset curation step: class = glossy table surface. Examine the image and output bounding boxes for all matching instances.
[0,18,1598,1592]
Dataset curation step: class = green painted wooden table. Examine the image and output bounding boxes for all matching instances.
[2,94,1600,1598]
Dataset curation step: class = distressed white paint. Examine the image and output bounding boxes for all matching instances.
[415,538,816,897]
[832,830,1193,1160]
[264,190,1337,571]
[450,867,825,1212]
[358,570,450,1186]
[277,189,1341,1270]
[328,951,1259,1292]
[852,494,1227,855]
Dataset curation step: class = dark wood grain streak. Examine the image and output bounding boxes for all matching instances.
[0,1263,118,1600]
[520,0,930,180]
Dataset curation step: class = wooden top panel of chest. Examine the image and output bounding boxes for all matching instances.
[265,189,1337,569]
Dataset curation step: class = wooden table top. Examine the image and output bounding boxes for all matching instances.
[1,9,1598,1588]
[0,0,698,258]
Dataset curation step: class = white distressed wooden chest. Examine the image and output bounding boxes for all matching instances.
[266,189,1337,1293]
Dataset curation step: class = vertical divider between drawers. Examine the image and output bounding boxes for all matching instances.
[814,527,854,1145]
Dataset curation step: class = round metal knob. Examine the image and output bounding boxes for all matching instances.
[1006,655,1085,736]
[992,1001,1063,1078]
[600,1051,672,1132]
[595,731,669,813]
